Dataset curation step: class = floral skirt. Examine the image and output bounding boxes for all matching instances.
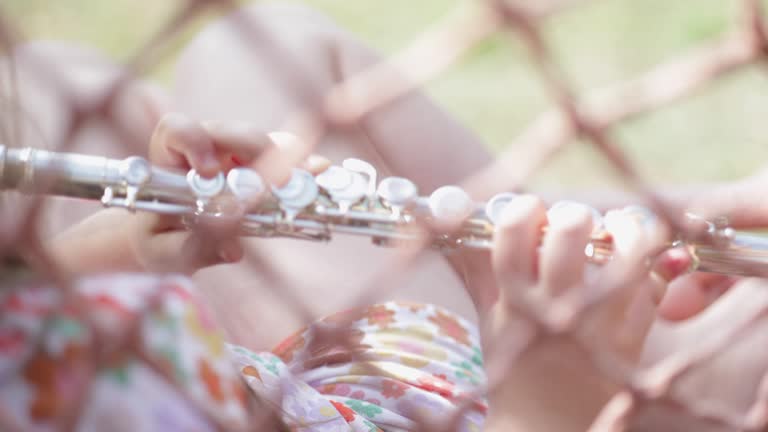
[0,274,487,431]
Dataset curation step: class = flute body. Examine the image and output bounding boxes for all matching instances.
[2,144,768,278]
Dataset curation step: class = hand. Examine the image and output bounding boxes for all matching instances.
[128,112,331,274]
[637,278,768,432]
[480,197,686,432]
[653,167,768,321]
[48,113,330,275]
[634,170,768,430]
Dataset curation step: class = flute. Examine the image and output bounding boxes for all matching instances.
[2,144,768,278]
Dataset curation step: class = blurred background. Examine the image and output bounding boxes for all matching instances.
[6,0,768,191]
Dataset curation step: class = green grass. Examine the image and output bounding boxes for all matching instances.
[6,0,768,190]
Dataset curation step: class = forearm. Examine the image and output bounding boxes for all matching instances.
[46,209,141,274]
[483,338,619,432]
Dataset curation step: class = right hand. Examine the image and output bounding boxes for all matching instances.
[480,198,684,431]
[657,169,768,321]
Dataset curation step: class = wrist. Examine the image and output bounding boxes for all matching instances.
[46,209,141,274]
[484,337,617,432]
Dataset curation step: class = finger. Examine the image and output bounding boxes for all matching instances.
[302,154,332,174]
[204,124,331,179]
[657,273,738,321]
[257,131,311,186]
[145,209,245,273]
[145,230,243,274]
[598,208,670,356]
[652,246,694,282]
[188,211,246,269]
[644,246,695,305]
[150,112,220,177]
[540,202,594,297]
[492,195,548,294]
[200,120,274,171]
[604,207,668,270]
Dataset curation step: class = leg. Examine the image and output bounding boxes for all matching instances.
[172,3,492,347]
[5,41,162,237]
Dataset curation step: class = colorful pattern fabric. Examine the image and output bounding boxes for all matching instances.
[0,274,251,431]
[231,302,487,431]
[0,274,487,431]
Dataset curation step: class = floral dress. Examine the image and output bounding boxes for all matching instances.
[0,273,487,431]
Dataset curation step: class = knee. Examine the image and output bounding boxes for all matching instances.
[198,2,343,49]
[172,2,353,120]
[7,41,161,155]
[177,2,345,72]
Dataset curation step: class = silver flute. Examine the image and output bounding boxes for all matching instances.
[2,144,768,278]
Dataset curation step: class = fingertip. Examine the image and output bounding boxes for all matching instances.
[267,131,303,152]
[155,112,222,176]
[193,152,222,178]
[656,274,735,321]
[652,247,693,282]
[656,281,710,321]
[303,154,332,174]
[218,240,244,263]
[491,194,547,284]
[546,201,594,232]
[604,207,662,256]
[496,194,545,229]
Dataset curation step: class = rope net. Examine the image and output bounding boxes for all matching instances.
[1,0,768,431]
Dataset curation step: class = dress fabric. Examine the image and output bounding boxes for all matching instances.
[0,274,487,431]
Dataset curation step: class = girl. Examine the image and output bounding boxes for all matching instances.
[4,2,767,430]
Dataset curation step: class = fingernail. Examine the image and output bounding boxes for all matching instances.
[604,210,642,255]
[547,201,597,229]
[268,131,302,152]
[305,154,331,172]
[621,205,659,232]
[198,152,220,176]
[497,195,540,227]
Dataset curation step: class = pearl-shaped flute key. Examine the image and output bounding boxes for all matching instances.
[271,168,319,220]
[226,167,265,203]
[342,158,378,209]
[120,156,152,186]
[428,185,474,229]
[186,170,226,213]
[315,165,352,191]
[377,177,417,206]
[484,192,518,226]
[118,156,152,211]
[377,177,417,219]
[315,165,368,212]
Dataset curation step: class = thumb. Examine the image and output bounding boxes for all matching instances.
[140,202,246,274]
[648,245,737,321]
[144,229,244,274]
[657,273,738,321]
